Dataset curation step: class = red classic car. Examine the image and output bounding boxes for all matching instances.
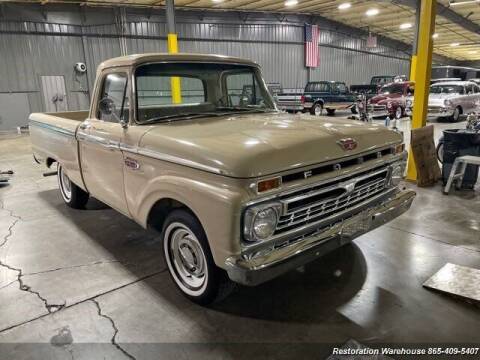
[367,81,414,119]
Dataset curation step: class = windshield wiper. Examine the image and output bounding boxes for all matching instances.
[141,112,222,124]
[215,106,272,113]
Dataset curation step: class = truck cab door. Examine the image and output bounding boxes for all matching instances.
[78,71,130,216]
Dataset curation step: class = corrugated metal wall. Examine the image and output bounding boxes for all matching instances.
[0,4,413,130]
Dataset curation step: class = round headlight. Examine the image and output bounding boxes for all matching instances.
[444,99,452,107]
[253,207,278,240]
[387,101,392,108]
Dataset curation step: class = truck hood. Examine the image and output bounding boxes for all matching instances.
[370,94,395,104]
[139,112,402,178]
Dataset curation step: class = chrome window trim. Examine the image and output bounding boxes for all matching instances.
[77,132,120,150]
[29,120,75,138]
[118,143,227,175]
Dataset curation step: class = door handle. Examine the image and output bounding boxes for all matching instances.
[79,123,91,130]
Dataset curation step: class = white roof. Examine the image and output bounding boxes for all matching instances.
[430,81,476,87]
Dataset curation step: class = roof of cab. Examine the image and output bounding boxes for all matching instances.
[98,53,259,70]
[431,81,475,86]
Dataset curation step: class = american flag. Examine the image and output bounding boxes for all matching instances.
[305,24,319,68]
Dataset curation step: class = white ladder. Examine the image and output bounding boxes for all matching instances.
[443,155,480,194]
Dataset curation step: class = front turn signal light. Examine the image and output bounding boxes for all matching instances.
[257,177,282,193]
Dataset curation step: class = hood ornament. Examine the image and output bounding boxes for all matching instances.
[337,138,358,151]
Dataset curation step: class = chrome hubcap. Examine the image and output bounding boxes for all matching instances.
[454,108,460,120]
[396,107,402,119]
[314,106,321,116]
[165,223,207,293]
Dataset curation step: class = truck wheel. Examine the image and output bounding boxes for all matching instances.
[57,164,89,209]
[326,109,336,116]
[162,209,235,305]
[451,106,462,122]
[310,103,323,116]
[395,106,403,119]
[351,106,358,114]
[436,141,444,163]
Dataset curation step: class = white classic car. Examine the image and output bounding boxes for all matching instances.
[428,81,480,122]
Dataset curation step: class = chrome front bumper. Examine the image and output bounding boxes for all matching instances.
[367,106,389,118]
[427,107,454,119]
[225,189,415,286]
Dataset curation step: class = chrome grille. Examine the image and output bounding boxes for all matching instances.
[367,104,387,112]
[275,168,389,234]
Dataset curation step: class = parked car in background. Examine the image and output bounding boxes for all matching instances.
[276,87,304,113]
[350,84,378,100]
[266,83,282,97]
[431,77,461,84]
[427,81,480,122]
[301,81,356,116]
[469,78,480,86]
[368,81,414,120]
[370,75,407,87]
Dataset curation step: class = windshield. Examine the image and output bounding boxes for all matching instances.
[371,76,394,85]
[430,85,464,95]
[135,63,276,124]
[379,84,404,95]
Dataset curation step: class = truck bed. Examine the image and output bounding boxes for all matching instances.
[29,110,88,190]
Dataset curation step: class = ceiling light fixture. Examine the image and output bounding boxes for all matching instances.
[450,0,480,6]
[432,33,439,39]
[285,0,298,7]
[366,8,379,16]
[450,42,460,47]
[338,2,351,10]
[399,23,412,30]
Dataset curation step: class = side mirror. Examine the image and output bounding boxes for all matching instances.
[99,97,128,128]
[99,97,115,116]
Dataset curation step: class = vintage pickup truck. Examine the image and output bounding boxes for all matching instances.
[368,81,415,120]
[29,53,415,304]
[301,81,356,116]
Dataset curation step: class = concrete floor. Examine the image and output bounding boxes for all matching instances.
[0,118,479,359]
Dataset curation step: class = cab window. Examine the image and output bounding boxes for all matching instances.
[98,73,129,123]
[334,83,347,94]
[225,71,265,107]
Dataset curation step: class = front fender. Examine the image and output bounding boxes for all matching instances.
[126,168,250,268]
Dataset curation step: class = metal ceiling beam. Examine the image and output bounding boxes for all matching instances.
[388,0,480,35]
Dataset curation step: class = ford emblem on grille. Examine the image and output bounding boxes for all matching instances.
[337,138,358,151]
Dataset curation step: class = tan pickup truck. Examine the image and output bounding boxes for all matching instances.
[30,53,415,304]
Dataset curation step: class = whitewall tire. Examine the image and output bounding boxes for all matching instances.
[57,164,89,209]
[162,209,235,305]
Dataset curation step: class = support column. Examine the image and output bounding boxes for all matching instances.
[406,0,436,181]
[409,0,420,82]
[166,0,181,104]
